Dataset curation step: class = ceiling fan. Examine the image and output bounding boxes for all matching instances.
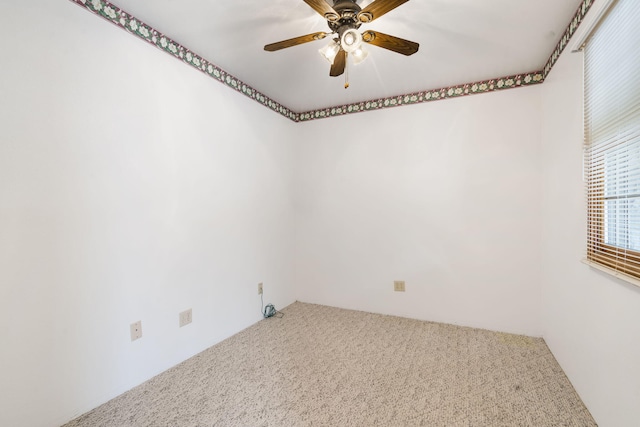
[264,0,419,85]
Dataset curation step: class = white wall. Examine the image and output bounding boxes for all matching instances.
[294,88,543,336]
[4,2,639,427]
[540,44,640,426]
[0,2,296,427]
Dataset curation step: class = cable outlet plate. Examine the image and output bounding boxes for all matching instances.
[394,280,406,292]
[179,309,192,327]
[258,282,263,295]
[130,321,142,341]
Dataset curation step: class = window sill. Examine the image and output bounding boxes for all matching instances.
[582,259,640,289]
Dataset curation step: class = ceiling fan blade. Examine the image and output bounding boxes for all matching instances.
[362,30,419,56]
[264,32,328,51]
[358,0,409,23]
[303,0,340,21]
[330,49,346,77]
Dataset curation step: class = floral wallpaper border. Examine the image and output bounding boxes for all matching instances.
[70,0,595,123]
[543,0,594,78]
[70,0,297,121]
[298,71,544,121]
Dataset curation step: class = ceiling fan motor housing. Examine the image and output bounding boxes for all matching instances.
[328,0,363,32]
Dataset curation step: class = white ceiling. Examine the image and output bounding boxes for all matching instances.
[110,0,583,112]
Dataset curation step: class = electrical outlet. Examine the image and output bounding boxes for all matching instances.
[130,321,142,341]
[394,280,406,292]
[179,309,192,327]
[258,282,263,295]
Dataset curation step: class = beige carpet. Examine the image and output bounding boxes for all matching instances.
[63,302,596,426]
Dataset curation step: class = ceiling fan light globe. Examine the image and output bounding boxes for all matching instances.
[352,47,369,65]
[344,33,355,45]
[319,40,339,64]
[341,28,362,53]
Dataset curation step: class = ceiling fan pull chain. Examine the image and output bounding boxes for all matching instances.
[344,53,350,89]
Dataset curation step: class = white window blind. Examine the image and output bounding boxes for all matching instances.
[584,0,640,281]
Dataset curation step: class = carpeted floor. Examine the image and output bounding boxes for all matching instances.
[63,302,596,426]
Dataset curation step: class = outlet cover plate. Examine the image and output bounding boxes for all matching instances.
[258,282,263,295]
[130,321,142,341]
[179,309,192,327]
[394,280,406,292]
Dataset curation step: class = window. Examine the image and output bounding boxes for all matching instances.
[584,0,640,282]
